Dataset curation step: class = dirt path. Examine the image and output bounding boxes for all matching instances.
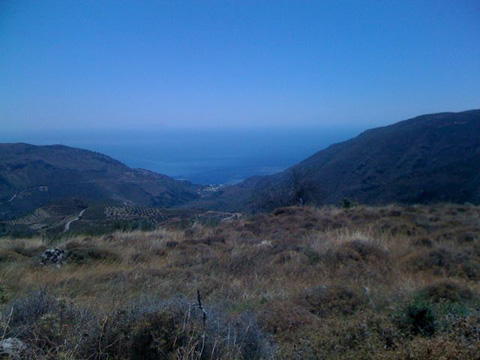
[220,213,242,223]
[0,193,18,205]
[64,209,87,232]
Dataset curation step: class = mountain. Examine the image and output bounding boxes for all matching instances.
[2,110,479,220]
[197,110,480,211]
[0,143,203,220]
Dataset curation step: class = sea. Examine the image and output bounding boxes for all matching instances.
[0,127,363,185]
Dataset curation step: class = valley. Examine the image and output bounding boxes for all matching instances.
[1,110,479,239]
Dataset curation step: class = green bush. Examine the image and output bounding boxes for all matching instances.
[395,298,436,336]
[394,285,477,338]
[127,312,181,360]
[341,198,357,209]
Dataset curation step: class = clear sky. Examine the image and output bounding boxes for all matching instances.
[1,0,479,131]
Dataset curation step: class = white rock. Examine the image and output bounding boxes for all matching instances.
[0,338,27,359]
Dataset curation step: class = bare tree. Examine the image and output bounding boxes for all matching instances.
[250,168,316,212]
[288,168,315,206]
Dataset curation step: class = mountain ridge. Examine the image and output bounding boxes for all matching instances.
[0,143,203,220]
[193,109,480,211]
[2,109,479,219]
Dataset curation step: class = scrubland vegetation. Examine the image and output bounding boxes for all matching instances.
[1,203,480,359]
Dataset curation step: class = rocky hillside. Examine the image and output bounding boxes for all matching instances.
[198,110,480,211]
[0,143,203,220]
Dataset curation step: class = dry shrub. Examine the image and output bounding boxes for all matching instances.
[11,244,47,258]
[272,207,305,216]
[165,240,179,248]
[129,252,149,264]
[327,239,387,265]
[457,232,478,244]
[323,240,391,280]
[254,206,344,235]
[347,210,381,223]
[67,246,120,264]
[310,217,344,231]
[388,209,403,217]
[287,313,399,360]
[435,230,459,242]
[258,300,317,336]
[391,316,480,360]
[395,336,480,360]
[169,243,213,268]
[3,292,97,359]
[64,240,86,250]
[101,233,116,242]
[382,222,421,236]
[300,284,366,317]
[242,220,265,235]
[404,248,480,279]
[0,249,28,263]
[411,237,433,248]
[196,277,226,298]
[2,204,480,359]
[270,308,480,359]
[101,298,274,360]
[3,292,273,360]
[328,245,364,263]
[200,234,227,246]
[419,280,475,304]
[403,248,453,275]
[211,247,258,275]
[270,250,309,265]
[342,240,387,261]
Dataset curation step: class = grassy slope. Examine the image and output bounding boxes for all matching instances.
[1,204,480,359]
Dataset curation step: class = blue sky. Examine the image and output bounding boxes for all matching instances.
[1,0,479,131]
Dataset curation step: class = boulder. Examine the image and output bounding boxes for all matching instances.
[40,248,66,266]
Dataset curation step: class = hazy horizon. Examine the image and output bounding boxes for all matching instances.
[1,1,480,183]
[0,126,363,184]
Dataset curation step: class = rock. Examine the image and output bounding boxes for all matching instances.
[0,338,27,359]
[40,248,66,266]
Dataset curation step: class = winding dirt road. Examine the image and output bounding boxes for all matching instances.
[64,208,87,232]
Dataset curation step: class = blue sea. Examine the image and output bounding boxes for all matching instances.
[0,127,363,185]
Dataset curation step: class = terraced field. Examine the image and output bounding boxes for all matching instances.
[105,206,169,222]
[7,208,51,226]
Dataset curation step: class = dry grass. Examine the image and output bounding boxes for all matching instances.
[1,203,480,358]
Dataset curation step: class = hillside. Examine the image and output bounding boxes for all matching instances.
[2,109,479,221]
[198,110,480,211]
[1,204,480,359]
[0,143,203,220]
